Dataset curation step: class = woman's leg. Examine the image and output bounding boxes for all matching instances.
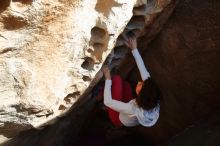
[107,75,123,127]
[122,81,134,103]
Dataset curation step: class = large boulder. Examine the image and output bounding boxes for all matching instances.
[0,0,174,142]
[118,0,220,143]
[0,0,142,137]
[3,0,218,145]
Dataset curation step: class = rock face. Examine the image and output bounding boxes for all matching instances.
[118,0,220,143]
[1,0,219,145]
[0,0,144,137]
[165,111,220,146]
[0,0,174,139]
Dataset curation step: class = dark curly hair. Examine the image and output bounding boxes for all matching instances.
[136,78,160,110]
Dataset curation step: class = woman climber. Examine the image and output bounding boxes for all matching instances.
[102,31,160,127]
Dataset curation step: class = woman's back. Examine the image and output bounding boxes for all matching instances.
[119,99,160,127]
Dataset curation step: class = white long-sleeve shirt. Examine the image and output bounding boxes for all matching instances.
[104,48,160,127]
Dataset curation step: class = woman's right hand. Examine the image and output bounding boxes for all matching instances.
[102,65,111,80]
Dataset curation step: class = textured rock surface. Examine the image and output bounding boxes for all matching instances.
[0,0,173,143]
[118,0,220,143]
[164,111,220,146]
[109,0,174,71]
[2,95,97,146]
[0,0,140,137]
[2,0,220,146]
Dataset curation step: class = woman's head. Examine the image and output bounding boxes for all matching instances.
[136,78,160,110]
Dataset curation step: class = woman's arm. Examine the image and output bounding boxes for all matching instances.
[102,66,133,114]
[104,79,133,114]
[132,48,150,81]
[125,34,150,81]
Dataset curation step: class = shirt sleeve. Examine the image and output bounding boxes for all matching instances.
[104,80,133,114]
[132,48,150,81]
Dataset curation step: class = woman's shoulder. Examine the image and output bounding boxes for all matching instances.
[128,99,139,111]
[129,99,136,104]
